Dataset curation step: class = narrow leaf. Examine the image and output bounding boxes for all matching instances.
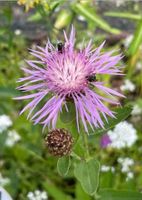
[72,3,120,34]
[54,10,72,29]
[104,12,141,21]
[128,18,142,56]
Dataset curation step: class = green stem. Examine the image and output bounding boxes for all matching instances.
[71,152,82,161]
[82,132,90,159]
[94,193,101,200]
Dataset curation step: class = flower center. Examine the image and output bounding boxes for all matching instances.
[47,53,88,94]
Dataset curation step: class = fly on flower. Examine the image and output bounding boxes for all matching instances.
[57,42,64,54]
[15,26,125,133]
[86,73,97,82]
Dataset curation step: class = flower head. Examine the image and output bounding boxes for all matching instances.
[5,130,21,147]
[45,129,73,157]
[0,115,12,133]
[107,121,137,148]
[27,190,48,200]
[15,26,124,132]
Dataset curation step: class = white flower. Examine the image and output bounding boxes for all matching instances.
[0,115,12,133]
[77,15,86,22]
[126,172,134,181]
[131,104,142,116]
[118,158,134,181]
[118,157,134,173]
[5,130,21,147]
[136,62,142,71]
[120,79,135,92]
[107,121,137,149]
[14,29,22,35]
[0,173,10,187]
[27,190,48,200]
[115,0,125,7]
[101,165,115,173]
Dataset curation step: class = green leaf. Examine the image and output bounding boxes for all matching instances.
[74,158,100,196]
[57,156,71,177]
[50,0,65,11]
[27,12,42,22]
[43,179,73,200]
[72,3,120,34]
[75,182,91,200]
[54,10,72,29]
[104,12,141,21]
[99,189,142,200]
[0,87,20,98]
[91,105,132,135]
[128,18,142,56]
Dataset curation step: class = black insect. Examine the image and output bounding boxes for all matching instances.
[86,74,97,82]
[57,42,64,53]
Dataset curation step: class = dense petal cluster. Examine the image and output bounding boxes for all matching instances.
[0,173,10,187]
[118,157,134,181]
[0,115,12,133]
[15,26,124,132]
[107,121,137,148]
[27,190,48,200]
[5,130,21,147]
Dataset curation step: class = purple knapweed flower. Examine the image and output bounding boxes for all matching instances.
[15,26,124,132]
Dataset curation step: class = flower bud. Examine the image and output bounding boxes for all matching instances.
[45,129,73,157]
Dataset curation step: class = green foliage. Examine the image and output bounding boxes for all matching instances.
[74,158,100,196]
[128,18,142,56]
[99,189,142,200]
[54,10,72,29]
[57,156,71,177]
[92,105,132,135]
[0,1,142,199]
[104,12,141,20]
[72,3,120,34]
[75,183,92,200]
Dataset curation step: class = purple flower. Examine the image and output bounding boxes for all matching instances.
[100,134,112,148]
[15,26,124,132]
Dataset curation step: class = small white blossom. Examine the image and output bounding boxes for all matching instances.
[131,104,142,116]
[0,115,12,133]
[14,29,22,35]
[126,172,134,181]
[5,130,21,147]
[118,158,134,181]
[107,121,137,149]
[136,62,142,71]
[101,165,115,173]
[27,190,48,200]
[120,79,135,92]
[77,15,86,22]
[0,173,10,187]
[118,157,134,173]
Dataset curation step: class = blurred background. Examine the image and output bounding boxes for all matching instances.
[0,0,142,199]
